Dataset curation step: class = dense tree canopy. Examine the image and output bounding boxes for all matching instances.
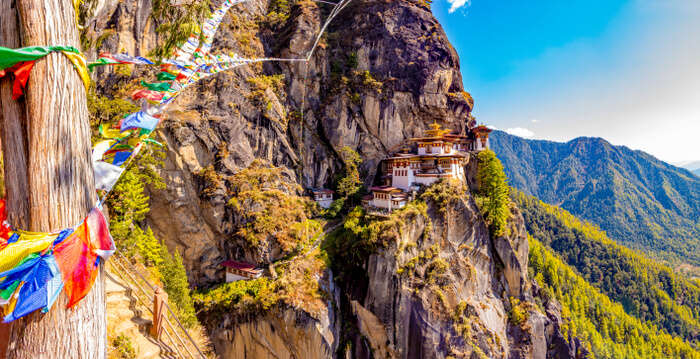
[515,190,700,345]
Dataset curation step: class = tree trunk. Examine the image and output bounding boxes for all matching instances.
[0,0,105,358]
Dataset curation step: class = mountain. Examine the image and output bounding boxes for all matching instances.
[514,191,700,346]
[490,130,700,270]
[677,160,700,171]
[529,238,699,358]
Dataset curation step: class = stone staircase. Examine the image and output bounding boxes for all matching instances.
[105,271,165,359]
[106,253,209,359]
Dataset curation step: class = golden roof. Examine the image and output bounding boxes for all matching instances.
[424,121,452,138]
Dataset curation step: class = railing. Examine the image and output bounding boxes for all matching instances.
[108,253,207,359]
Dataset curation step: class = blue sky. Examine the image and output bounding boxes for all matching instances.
[431,0,700,163]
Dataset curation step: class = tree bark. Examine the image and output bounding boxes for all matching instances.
[0,0,106,358]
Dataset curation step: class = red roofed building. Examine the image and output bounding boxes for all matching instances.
[221,260,263,282]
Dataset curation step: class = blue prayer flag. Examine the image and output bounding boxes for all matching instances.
[120,111,159,133]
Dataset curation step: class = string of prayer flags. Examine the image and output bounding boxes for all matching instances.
[194,0,240,58]
[87,52,154,71]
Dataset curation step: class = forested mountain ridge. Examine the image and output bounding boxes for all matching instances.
[514,190,700,347]
[529,238,700,358]
[490,130,700,270]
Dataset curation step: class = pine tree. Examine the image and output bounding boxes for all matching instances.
[158,244,197,328]
[476,150,510,236]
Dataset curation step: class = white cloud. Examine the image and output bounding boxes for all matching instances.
[447,0,470,13]
[505,127,535,138]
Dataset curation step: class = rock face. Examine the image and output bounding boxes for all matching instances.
[83,0,575,358]
[208,306,338,359]
[85,0,472,283]
[340,184,573,359]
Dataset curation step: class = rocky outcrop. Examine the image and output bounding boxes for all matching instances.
[209,307,338,359]
[336,185,573,359]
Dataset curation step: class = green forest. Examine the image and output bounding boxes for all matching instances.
[529,238,699,358]
[514,190,700,346]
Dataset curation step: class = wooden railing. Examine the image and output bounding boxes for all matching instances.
[108,253,207,359]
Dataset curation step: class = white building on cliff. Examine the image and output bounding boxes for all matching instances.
[366,122,492,212]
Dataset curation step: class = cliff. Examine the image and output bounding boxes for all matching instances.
[324,180,576,358]
[81,0,575,357]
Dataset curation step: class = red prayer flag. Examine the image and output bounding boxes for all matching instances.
[86,208,115,260]
[0,61,36,100]
[53,223,98,308]
[0,199,11,240]
[132,89,164,102]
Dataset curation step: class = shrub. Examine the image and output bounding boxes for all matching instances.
[150,0,211,59]
[227,161,314,253]
[420,178,466,214]
[111,334,136,359]
[507,297,529,326]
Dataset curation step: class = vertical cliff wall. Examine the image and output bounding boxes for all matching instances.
[82,0,575,357]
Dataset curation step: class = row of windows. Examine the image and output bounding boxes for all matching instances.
[395,169,410,176]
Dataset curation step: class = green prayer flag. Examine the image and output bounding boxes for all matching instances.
[157,72,177,81]
[0,45,79,70]
[140,80,171,92]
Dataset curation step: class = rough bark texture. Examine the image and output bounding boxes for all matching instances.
[0,0,106,358]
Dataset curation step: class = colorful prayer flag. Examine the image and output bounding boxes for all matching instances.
[53,223,98,308]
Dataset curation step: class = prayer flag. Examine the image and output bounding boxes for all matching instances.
[92,140,115,162]
[111,151,132,166]
[86,208,115,260]
[0,254,60,322]
[0,233,55,273]
[54,223,98,308]
[140,80,171,92]
[93,161,125,192]
[157,71,177,81]
[120,111,159,132]
[132,89,165,102]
